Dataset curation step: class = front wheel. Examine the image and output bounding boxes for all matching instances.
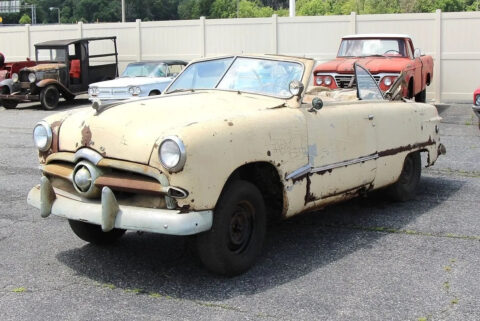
[387,151,421,201]
[196,180,266,276]
[40,85,60,110]
[68,220,126,245]
[415,89,426,103]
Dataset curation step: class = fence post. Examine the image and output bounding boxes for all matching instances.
[272,14,278,54]
[78,21,83,38]
[25,24,31,59]
[136,19,142,61]
[200,16,206,57]
[350,12,357,34]
[434,9,442,103]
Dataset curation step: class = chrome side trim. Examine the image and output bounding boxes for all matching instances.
[311,154,379,174]
[285,164,312,180]
[74,148,104,165]
[286,154,378,181]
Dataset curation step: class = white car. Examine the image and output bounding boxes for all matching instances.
[88,60,187,103]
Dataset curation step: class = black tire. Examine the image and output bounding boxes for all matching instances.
[387,151,421,201]
[1,99,18,109]
[149,90,160,96]
[415,89,426,103]
[68,219,126,245]
[1,87,18,109]
[196,180,266,276]
[40,85,60,110]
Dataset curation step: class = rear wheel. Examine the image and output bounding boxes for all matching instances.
[40,85,60,110]
[415,89,426,103]
[68,220,126,245]
[196,180,266,276]
[387,151,421,201]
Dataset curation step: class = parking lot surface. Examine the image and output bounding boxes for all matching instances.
[0,100,479,321]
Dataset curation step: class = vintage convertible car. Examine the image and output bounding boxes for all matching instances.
[27,55,445,276]
[88,60,187,103]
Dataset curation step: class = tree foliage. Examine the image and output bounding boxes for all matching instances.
[0,0,478,24]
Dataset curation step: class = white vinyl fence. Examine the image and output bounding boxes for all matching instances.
[1,9,479,102]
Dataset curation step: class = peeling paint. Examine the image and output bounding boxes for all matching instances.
[81,125,92,147]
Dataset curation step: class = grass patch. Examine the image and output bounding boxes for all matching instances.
[12,287,26,293]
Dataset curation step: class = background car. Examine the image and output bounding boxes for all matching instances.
[473,87,480,121]
[88,60,187,103]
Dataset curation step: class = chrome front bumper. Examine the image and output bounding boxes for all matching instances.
[473,105,480,119]
[27,177,213,236]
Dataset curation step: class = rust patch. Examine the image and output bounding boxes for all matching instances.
[179,205,191,214]
[81,125,92,146]
[304,174,317,205]
[267,151,271,156]
[378,137,434,157]
[315,168,332,176]
[228,122,234,126]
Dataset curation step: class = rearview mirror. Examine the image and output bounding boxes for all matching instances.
[289,80,304,97]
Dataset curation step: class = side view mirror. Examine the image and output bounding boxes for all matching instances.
[414,48,421,59]
[308,97,323,113]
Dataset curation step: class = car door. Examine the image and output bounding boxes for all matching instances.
[301,64,381,208]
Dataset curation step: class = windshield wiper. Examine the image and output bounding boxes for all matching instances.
[166,88,195,94]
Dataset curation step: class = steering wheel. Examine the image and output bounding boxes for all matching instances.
[384,49,401,55]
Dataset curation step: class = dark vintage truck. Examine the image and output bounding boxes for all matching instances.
[313,34,434,102]
[0,37,118,110]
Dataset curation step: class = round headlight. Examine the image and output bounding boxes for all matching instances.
[12,73,19,83]
[129,86,141,96]
[324,76,332,86]
[33,121,53,152]
[289,80,304,96]
[28,73,36,83]
[475,94,480,106]
[383,77,392,87]
[158,136,186,173]
[315,76,323,85]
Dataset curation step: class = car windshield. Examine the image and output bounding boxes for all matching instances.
[166,57,304,98]
[121,62,168,78]
[355,63,384,100]
[36,48,67,62]
[338,39,406,57]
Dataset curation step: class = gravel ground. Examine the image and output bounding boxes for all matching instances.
[0,100,478,321]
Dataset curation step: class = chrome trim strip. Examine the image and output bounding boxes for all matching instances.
[285,164,312,180]
[74,148,104,165]
[286,154,379,181]
[311,154,379,174]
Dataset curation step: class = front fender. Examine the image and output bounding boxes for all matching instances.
[0,79,13,92]
[36,79,75,97]
[148,107,309,211]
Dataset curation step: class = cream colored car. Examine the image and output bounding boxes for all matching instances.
[27,55,445,276]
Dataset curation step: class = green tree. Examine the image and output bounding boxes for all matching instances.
[19,14,32,24]
[210,0,237,18]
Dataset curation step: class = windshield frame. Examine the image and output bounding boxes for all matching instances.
[337,38,408,58]
[164,55,306,100]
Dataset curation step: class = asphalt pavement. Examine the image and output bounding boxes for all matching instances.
[0,99,479,321]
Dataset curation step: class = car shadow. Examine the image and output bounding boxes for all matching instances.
[56,175,464,301]
[14,98,90,111]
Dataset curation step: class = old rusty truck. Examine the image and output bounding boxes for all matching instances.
[313,34,434,102]
[27,55,445,276]
[0,52,36,107]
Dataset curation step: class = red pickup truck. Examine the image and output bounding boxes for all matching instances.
[313,34,433,102]
[0,53,36,107]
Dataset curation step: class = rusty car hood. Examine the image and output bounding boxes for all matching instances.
[58,90,286,164]
[24,63,66,72]
[315,57,410,74]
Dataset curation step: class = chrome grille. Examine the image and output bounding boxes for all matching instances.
[334,74,381,88]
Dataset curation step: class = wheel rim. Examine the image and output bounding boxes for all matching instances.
[228,201,255,254]
[399,156,414,185]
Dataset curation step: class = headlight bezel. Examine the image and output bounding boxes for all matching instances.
[12,73,19,83]
[475,94,480,106]
[128,86,141,96]
[33,120,53,152]
[28,72,37,83]
[383,77,392,87]
[315,76,323,86]
[324,76,332,86]
[158,136,186,173]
